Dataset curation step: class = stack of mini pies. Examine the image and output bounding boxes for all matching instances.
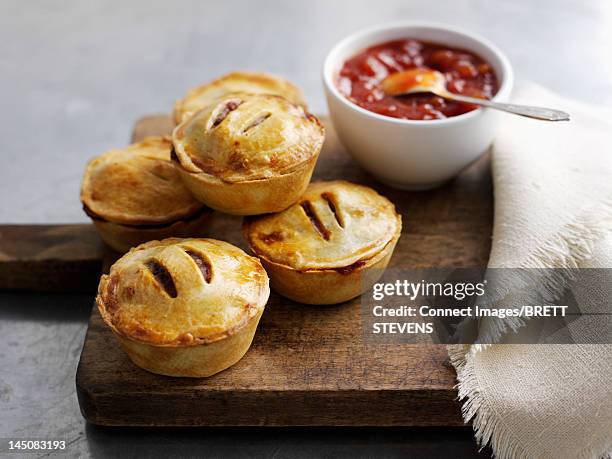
[83,71,401,377]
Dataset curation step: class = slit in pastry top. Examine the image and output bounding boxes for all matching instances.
[211,100,242,128]
[246,181,401,271]
[242,112,272,134]
[97,238,269,346]
[321,192,344,228]
[185,250,213,283]
[145,259,178,298]
[300,200,331,241]
[172,93,324,182]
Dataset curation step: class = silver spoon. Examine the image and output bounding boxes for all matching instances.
[381,68,570,121]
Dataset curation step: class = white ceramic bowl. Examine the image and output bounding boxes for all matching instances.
[323,22,513,190]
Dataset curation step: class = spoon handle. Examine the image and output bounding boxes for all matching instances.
[441,92,570,121]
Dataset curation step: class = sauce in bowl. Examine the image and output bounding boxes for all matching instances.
[337,39,499,120]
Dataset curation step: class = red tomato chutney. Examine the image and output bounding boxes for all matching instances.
[337,39,499,120]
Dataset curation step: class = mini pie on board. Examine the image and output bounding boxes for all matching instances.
[172,71,307,124]
[80,136,212,252]
[96,238,270,377]
[243,180,402,304]
[172,93,325,215]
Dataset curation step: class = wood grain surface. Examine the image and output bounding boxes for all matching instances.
[74,114,493,426]
[0,224,103,291]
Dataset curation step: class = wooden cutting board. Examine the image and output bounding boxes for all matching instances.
[0,224,103,291]
[73,114,492,426]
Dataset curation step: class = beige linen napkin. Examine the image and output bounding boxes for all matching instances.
[449,84,612,459]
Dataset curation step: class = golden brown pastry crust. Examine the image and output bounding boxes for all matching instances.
[244,181,401,270]
[172,93,324,215]
[97,238,269,346]
[172,93,324,183]
[173,71,307,124]
[173,156,318,216]
[255,237,399,305]
[243,181,402,304]
[91,209,213,253]
[112,309,264,377]
[81,136,204,225]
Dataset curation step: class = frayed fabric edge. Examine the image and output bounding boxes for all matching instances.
[463,196,612,355]
[448,196,612,459]
[448,344,532,459]
[448,345,612,459]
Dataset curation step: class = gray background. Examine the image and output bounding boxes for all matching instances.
[1,0,610,457]
[2,0,612,223]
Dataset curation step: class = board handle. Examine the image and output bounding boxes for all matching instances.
[0,224,104,292]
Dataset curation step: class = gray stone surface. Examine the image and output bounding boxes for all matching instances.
[1,0,610,457]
